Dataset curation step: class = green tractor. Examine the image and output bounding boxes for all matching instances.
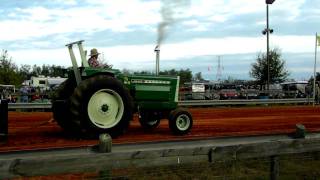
[52,40,193,138]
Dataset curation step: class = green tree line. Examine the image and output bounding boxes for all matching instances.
[0,50,66,86]
[0,48,308,89]
[1,49,204,87]
[4,48,301,89]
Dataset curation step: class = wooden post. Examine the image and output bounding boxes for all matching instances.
[98,133,112,179]
[99,133,112,153]
[294,124,306,139]
[270,156,279,180]
[0,99,8,143]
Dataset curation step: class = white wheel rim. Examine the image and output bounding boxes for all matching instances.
[87,89,124,129]
[176,114,190,131]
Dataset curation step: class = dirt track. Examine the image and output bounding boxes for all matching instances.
[1,105,320,152]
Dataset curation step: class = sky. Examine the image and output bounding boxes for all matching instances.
[1,0,320,80]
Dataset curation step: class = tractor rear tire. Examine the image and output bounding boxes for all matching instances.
[51,76,80,134]
[169,108,193,135]
[69,75,133,138]
[52,75,76,100]
[139,111,161,130]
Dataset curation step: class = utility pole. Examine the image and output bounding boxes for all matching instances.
[266,4,270,91]
[313,33,318,106]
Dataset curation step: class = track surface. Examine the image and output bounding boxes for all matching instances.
[1,106,320,152]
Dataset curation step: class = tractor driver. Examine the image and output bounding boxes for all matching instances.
[88,48,100,67]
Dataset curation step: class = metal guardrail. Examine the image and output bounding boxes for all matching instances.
[178,98,311,106]
[8,103,52,109]
[7,98,312,109]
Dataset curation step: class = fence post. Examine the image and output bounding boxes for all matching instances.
[294,124,306,138]
[99,133,112,153]
[98,133,112,179]
[270,155,279,180]
[0,99,8,143]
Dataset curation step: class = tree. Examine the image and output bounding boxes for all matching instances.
[19,64,32,80]
[18,64,67,82]
[250,48,289,87]
[193,72,204,81]
[49,65,66,77]
[122,68,131,75]
[41,65,50,77]
[160,69,178,76]
[0,50,22,85]
[309,72,320,83]
[177,69,192,85]
[160,68,192,85]
[31,64,42,77]
[133,70,152,75]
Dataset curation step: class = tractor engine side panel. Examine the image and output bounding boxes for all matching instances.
[123,75,179,110]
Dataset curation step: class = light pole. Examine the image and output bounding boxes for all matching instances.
[262,0,275,91]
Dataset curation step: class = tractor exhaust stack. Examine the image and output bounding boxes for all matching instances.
[154,45,160,75]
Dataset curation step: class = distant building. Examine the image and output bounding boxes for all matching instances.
[23,76,67,90]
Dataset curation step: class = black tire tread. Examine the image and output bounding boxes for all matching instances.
[139,111,161,130]
[168,108,193,135]
[51,77,80,134]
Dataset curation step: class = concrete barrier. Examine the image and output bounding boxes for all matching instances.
[1,133,320,178]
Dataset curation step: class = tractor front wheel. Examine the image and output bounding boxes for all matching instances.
[168,108,193,135]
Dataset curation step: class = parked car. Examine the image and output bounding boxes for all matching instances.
[240,89,260,99]
[219,89,239,100]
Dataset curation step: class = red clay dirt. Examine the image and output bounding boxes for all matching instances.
[1,105,320,152]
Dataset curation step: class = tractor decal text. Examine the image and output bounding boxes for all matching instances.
[131,79,170,85]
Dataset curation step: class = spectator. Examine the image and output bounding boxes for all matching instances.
[20,86,29,103]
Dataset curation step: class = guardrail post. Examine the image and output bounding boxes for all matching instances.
[270,155,279,180]
[99,133,112,153]
[0,99,8,143]
[294,124,306,138]
[98,133,112,178]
